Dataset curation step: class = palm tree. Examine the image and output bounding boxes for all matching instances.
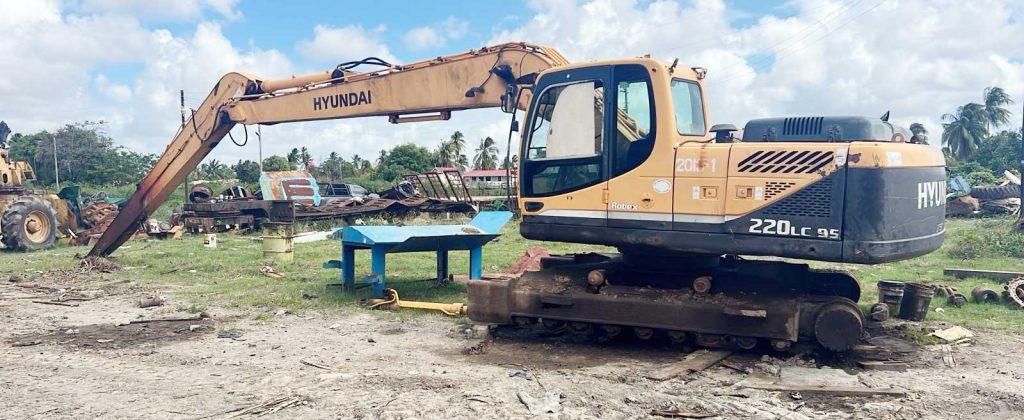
[942,103,988,161]
[983,86,1014,130]
[473,136,499,170]
[909,123,929,145]
[449,131,467,169]
[299,147,313,169]
[435,139,455,167]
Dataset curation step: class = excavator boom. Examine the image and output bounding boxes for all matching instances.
[88,43,568,257]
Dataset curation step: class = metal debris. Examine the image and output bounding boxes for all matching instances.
[650,408,718,418]
[1004,277,1024,309]
[138,295,167,308]
[971,285,1000,303]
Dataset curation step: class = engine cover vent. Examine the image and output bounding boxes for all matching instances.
[737,150,834,174]
[783,117,823,136]
[763,179,833,218]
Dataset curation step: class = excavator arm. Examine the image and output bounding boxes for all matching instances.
[89,42,568,257]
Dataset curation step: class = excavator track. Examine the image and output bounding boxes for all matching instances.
[468,253,864,352]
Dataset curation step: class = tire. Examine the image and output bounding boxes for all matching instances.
[970,185,1021,200]
[1,196,58,251]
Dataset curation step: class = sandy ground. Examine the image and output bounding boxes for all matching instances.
[2,269,1024,419]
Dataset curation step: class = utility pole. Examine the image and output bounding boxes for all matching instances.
[1018,100,1024,231]
[257,125,264,172]
[52,133,59,189]
[181,89,188,203]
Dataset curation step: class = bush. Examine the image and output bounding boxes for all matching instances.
[948,230,986,259]
[948,221,1024,259]
[965,169,997,186]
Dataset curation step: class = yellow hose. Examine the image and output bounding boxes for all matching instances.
[369,288,467,316]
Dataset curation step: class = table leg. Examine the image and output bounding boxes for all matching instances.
[436,250,449,283]
[342,245,356,292]
[371,246,387,297]
[469,246,482,279]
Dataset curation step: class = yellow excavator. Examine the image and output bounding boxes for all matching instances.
[89,42,945,351]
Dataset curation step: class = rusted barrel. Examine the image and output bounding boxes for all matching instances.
[898,282,934,321]
[876,280,906,318]
[262,222,294,262]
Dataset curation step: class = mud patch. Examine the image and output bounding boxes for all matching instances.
[10,319,214,349]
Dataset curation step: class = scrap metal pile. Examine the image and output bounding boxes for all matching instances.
[180,169,476,233]
[947,171,1022,217]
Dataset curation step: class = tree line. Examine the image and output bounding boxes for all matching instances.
[4,121,156,186]
[196,131,509,190]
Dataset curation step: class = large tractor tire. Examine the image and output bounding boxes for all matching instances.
[970,185,1021,200]
[1,196,58,251]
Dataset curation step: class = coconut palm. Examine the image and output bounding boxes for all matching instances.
[941,103,988,161]
[473,136,499,170]
[909,123,929,145]
[435,138,456,167]
[449,131,468,169]
[983,86,1014,130]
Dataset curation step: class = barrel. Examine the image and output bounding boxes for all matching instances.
[876,280,906,318]
[897,282,934,321]
[262,222,294,262]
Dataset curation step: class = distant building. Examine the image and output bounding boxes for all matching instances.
[463,169,515,188]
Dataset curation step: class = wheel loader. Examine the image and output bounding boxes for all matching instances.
[0,145,69,251]
[86,42,945,351]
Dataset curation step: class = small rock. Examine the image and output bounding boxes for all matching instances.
[302,292,318,300]
[367,338,376,343]
[275,309,288,317]
[328,323,340,329]
[508,369,534,380]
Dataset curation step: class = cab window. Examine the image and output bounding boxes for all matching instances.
[612,65,655,177]
[527,81,603,160]
[524,80,604,196]
[671,79,706,136]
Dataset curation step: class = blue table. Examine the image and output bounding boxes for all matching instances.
[326,211,512,297]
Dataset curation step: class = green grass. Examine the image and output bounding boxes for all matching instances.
[2,217,1022,332]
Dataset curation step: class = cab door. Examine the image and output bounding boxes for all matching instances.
[519,66,611,226]
[604,64,666,229]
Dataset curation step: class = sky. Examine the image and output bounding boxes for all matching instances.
[1,0,1022,166]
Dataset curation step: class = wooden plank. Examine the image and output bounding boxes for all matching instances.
[742,383,907,397]
[944,268,1023,281]
[856,360,908,372]
[646,350,733,381]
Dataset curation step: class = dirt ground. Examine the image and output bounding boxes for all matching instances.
[2,269,1024,419]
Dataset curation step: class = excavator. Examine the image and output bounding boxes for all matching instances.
[89,42,946,351]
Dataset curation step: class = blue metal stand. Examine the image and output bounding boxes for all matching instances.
[328,211,512,298]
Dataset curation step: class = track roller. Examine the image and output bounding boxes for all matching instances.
[569,321,594,335]
[633,327,654,340]
[734,336,758,350]
[812,301,864,351]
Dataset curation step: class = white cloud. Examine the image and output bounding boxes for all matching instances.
[492,0,1024,141]
[3,0,1023,173]
[76,0,242,21]
[297,24,398,65]
[93,75,132,102]
[403,17,470,50]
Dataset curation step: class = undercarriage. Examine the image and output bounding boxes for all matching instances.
[467,252,865,352]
